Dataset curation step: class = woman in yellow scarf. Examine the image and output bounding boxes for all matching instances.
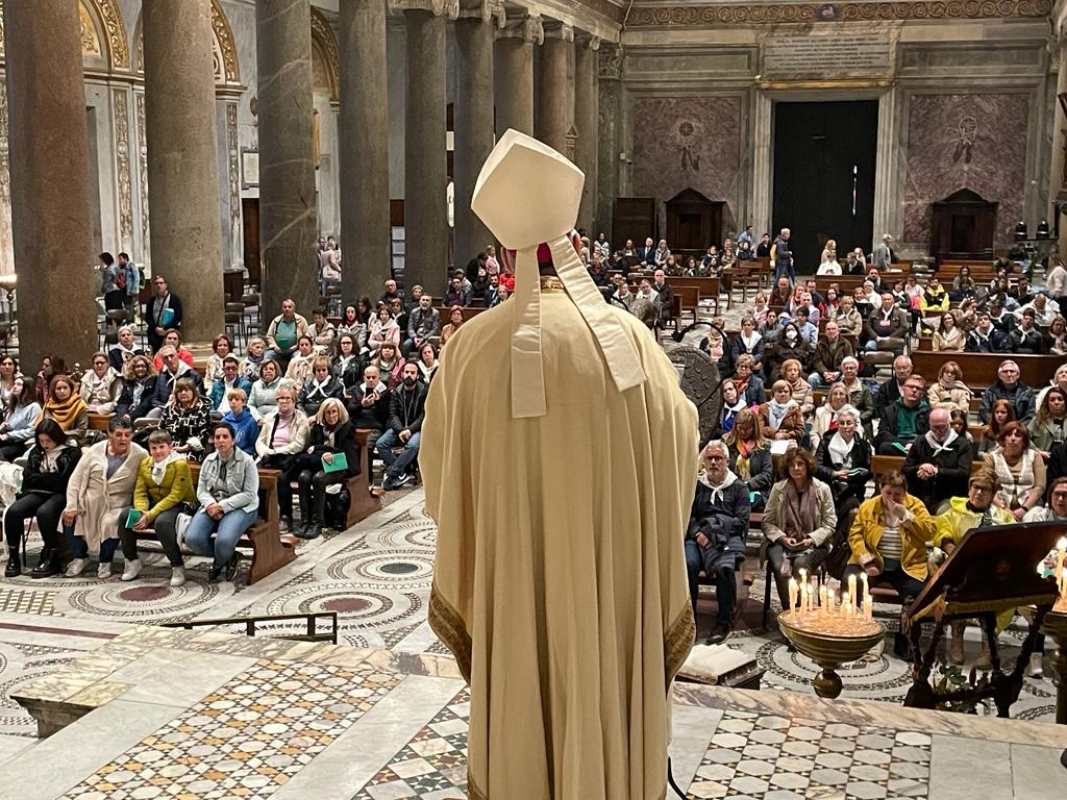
[35,374,88,444]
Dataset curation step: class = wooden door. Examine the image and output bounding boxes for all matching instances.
[242,198,260,287]
[612,197,657,251]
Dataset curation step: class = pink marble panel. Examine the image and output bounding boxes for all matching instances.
[902,93,1029,247]
[631,95,743,224]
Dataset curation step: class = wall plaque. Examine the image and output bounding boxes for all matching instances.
[761,28,894,80]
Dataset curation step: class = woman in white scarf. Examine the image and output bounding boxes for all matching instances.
[811,382,849,451]
[759,380,804,442]
[80,352,121,414]
[815,406,872,517]
[417,342,439,384]
[730,316,764,375]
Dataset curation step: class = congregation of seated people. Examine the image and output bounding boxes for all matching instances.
[677,226,1067,674]
[0,261,465,588]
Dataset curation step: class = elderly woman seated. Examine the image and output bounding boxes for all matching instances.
[814,405,872,575]
[116,428,197,586]
[293,398,359,541]
[61,417,146,580]
[115,355,157,423]
[160,377,212,461]
[80,352,121,415]
[255,382,310,531]
[762,447,836,610]
[758,380,805,444]
[184,422,260,583]
[248,359,283,419]
[298,355,346,417]
[685,440,751,645]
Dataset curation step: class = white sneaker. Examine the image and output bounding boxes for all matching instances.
[170,566,186,587]
[65,558,88,577]
[97,561,112,579]
[1028,652,1044,678]
[121,559,142,582]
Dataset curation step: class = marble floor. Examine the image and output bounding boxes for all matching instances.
[0,489,1063,798]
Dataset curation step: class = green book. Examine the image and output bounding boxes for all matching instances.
[126,509,143,527]
[322,452,348,473]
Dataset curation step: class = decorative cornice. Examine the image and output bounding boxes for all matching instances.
[627,0,1054,27]
[497,12,545,44]
[458,0,506,27]
[388,0,460,18]
[543,21,575,42]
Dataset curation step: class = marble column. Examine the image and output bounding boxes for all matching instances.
[494,13,542,137]
[537,23,574,156]
[596,43,622,247]
[339,0,391,302]
[394,0,455,295]
[1052,40,1067,256]
[2,0,97,368]
[574,34,599,236]
[257,0,319,317]
[143,0,223,344]
[454,1,502,268]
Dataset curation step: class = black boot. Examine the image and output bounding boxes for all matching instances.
[296,475,314,535]
[31,548,60,579]
[5,549,21,578]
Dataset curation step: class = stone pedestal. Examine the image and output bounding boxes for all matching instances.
[3,0,97,369]
[398,3,452,294]
[536,24,574,156]
[339,0,391,302]
[494,14,541,137]
[257,0,319,317]
[454,1,502,268]
[144,0,224,344]
[574,35,600,236]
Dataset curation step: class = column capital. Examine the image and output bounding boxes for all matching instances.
[388,0,459,19]
[458,0,505,27]
[496,12,543,45]
[598,43,622,80]
[542,21,574,42]
[578,33,601,52]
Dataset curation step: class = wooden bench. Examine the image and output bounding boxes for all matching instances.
[910,350,1062,392]
[433,305,486,323]
[134,463,296,584]
[347,429,382,527]
[870,453,986,485]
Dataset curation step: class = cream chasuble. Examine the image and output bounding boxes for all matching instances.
[423,131,698,800]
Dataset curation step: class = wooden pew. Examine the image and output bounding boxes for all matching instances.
[669,276,722,300]
[433,305,486,323]
[88,413,112,432]
[871,453,986,485]
[673,285,701,314]
[347,429,383,527]
[134,463,296,584]
[910,350,1061,392]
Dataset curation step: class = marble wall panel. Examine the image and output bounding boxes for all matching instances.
[630,95,743,231]
[902,92,1029,248]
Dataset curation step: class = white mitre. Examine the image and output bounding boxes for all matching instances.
[472,130,647,418]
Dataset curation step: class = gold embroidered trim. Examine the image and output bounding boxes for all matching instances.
[428,581,473,684]
[664,603,696,689]
[539,275,564,291]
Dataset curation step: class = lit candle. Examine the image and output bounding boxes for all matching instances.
[861,573,869,606]
[840,590,850,617]
[864,594,873,622]
[819,586,828,615]
[788,578,799,617]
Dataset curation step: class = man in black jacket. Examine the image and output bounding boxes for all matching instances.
[965,313,1011,353]
[377,362,427,490]
[144,274,183,352]
[349,365,391,450]
[903,408,974,512]
[873,355,913,413]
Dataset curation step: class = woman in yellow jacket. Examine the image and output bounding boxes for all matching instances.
[116,428,197,586]
[844,471,936,657]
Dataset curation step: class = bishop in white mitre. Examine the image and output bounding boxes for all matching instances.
[422,130,698,800]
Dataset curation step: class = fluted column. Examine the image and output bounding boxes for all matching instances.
[3,0,97,368]
[256,0,319,316]
[1053,40,1067,256]
[574,34,600,236]
[393,0,455,294]
[339,0,391,301]
[144,0,224,344]
[537,22,574,157]
[455,1,503,266]
[494,13,542,137]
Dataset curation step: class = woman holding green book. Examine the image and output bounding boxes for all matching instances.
[294,398,359,540]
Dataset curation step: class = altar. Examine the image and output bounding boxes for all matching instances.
[7,625,1066,799]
